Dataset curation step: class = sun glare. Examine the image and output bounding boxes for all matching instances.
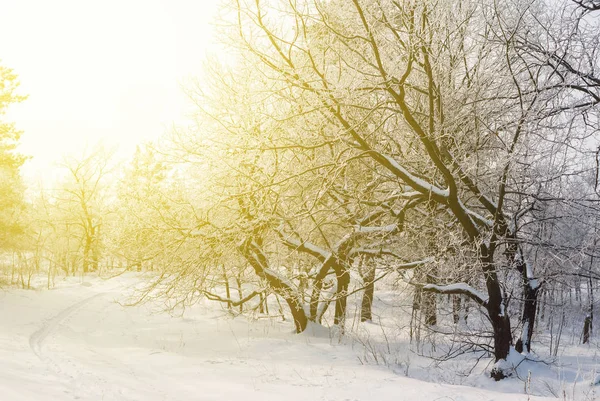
[1,0,218,184]
[1,1,600,399]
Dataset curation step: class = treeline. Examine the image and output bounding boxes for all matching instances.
[2,0,600,380]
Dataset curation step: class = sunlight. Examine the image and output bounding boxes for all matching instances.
[0,0,218,184]
[1,0,600,399]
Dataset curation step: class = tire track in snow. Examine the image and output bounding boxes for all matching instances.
[29,292,105,360]
[28,291,143,401]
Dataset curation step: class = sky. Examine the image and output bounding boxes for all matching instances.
[1,0,219,184]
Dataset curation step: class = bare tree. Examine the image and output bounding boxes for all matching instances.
[212,0,600,378]
[56,147,114,274]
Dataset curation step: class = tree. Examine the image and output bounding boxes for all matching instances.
[106,0,600,381]
[209,0,600,378]
[113,144,170,272]
[0,63,26,251]
[54,147,114,274]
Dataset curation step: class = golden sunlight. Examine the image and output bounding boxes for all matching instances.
[1,0,218,183]
[1,0,600,398]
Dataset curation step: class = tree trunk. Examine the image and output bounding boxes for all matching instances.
[410,286,422,342]
[260,292,268,314]
[483,255,512,380]
[235,275,244,313]
[222,265,232,310]
[309,258,334,321]
[512,249,540,355]
[333,266,350,327]
[90,225,99,272]
[452,295,461,324]
[583,228,596,344]
[241,238,308,333]
[360,259,375,322]
[515,281,540,354]
[83,241,90,273]
[583,314,592,344]
[585,274,594,343]
[489,310,512,380]
[423,271,437,326]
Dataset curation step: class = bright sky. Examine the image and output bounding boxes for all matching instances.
[1,0,219,184]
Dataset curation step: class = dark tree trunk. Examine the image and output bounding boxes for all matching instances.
[309,258,334,321]
[410,286,422,342]
[513,251,540,354]
[333,266,350,326]
[410,267,436,326]
[423,271,437,326]
[515,281,540,353]
[360,260,375,322]
[583,314,592,344]
[259,292,265,314]
[452,295,461,324]
[583,230,595,344]
[489,310,513,380]
[423,234,438,326]
[241,238,308,333]
[483,253,512,380]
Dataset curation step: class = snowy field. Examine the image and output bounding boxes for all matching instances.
[0,274,596,401]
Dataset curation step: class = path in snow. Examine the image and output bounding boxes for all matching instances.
[0,275,561,401]
[29,292,105,360]
[26,291,138,401]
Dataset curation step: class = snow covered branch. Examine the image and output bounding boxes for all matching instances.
[395,258,435,271]
[421,283,489,307]
[354,224,398,234]
[276,229,331,262]
[201,290,263,307]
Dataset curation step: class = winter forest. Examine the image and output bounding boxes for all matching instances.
[2,0,600,400]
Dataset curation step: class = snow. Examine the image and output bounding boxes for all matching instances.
[349,247,385,256]
[459,200,494,227]
[316,277,337,321]
[486,346,599,399]
[492,347,527,379]
[355,224,398,234]
[380,154,450,198]
[525,261,540,290]
[278,231,332,260]
[0,274,578,401]
[262,267,297,291]
[301,241,332,259]
[396,257,435,269]
[422,282,489,305]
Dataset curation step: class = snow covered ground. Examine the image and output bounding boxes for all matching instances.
[0,274,594,400]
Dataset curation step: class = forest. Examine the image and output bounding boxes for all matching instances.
[1,0,600,399]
